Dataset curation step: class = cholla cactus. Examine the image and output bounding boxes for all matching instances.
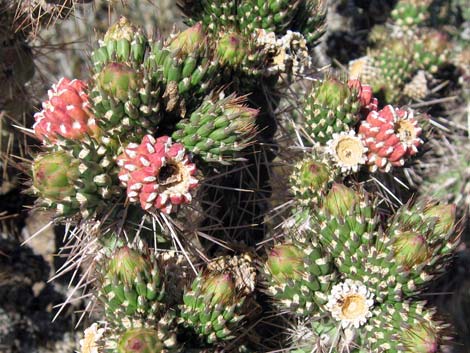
[293,76,424,177]
[273,183,457,353]
[178,0,327,48]
[89,243,185,352]
[1,0,94,194]
[391,0,432,29]
[95,316,180,353]
[172,93,258,163]
[363,301,443,352]
[177,0,327,89]
[366,40,415,102]
[387,200,458,293]
[22,3,464,353]
[289,156,334,205]
[348,0,451,103]
[302,78,363,144]
[413,30,450,73]
[264,241,336,315]
[90,18,162,141]
[99,246,166,320]
[146,23,220,115]
[31,139,119,218]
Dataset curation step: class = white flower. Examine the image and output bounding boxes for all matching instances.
[79,323,105,353]
[326,131,367,173]
[326,279,374,328]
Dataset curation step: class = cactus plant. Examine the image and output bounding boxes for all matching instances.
[271,182,458,353]
[348,0,452,104]
[31,142,119,218]
[13,2,468,353]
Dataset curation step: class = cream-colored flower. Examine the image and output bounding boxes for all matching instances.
[326,131,367,173]
[403,70,429,100]
[79,323,105,353]
[255,29,311,75]
[326,279,374,328]
[348,56,379,82]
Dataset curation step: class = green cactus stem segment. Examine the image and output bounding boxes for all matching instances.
[92,17,147,69]
[179,272,246,344]
[303,78,362,144]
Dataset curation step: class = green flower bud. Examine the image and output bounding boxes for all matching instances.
[32,151,79,201]
[393,231,430,269]
[424,203,456,237]
[217,32,247,66]
[402,322,439,353]
[299,159,330,192]
[201,273,236,305]
[169,22,205,55]
[107,247,150,285]
[118,328,165,353]
[98,63,139,101]
[324,183,357,217]
[266,244,304,282]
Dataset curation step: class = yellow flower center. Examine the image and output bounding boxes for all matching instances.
[340,294,368,321]
[334,136,364,167]
[349,58,367,79]
[395,119,417,144]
